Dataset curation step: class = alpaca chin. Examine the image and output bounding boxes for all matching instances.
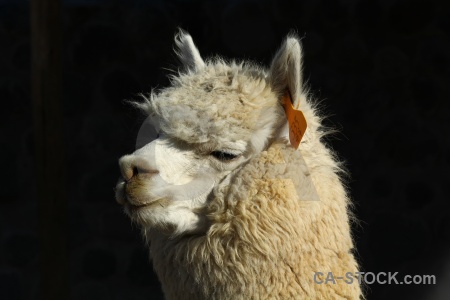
[116,175,212,235]
[130,202,208,236]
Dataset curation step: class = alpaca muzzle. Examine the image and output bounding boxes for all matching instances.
[116,155,160,208]
[119,155,159,182]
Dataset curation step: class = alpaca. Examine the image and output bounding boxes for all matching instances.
[115,30,362,299]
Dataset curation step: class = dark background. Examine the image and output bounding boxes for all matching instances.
[1,0,449,299]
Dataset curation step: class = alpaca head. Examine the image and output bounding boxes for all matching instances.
[115,30,311,235]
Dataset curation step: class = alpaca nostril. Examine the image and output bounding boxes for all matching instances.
[119,156,158,181]
[133,166,158,176]
[132,167,138,177]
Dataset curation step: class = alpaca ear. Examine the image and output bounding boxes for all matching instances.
[269,35,304,108]
[174,29,205,71]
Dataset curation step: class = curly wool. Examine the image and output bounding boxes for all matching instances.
[140,60,284,147]
[148,142,361,299]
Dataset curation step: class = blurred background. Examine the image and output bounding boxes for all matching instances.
[1,0,449,299]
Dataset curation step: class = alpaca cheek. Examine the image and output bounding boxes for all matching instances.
[154,140,202,185]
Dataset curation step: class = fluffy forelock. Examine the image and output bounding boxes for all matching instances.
[140,59,283,148]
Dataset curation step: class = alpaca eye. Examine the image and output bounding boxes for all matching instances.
[211,151,238,161]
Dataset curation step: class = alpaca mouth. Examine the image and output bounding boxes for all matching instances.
[127,202,149,209]
[125,191,160,210]
[115,179,164,212]
[115,179,152,207]
[126,202,151,212]
[124,198,168,219]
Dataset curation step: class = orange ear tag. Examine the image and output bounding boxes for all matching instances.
[282,91,307,149]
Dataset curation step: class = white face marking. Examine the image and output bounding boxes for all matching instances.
[154,138,203,185]
[116,134,249,234]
